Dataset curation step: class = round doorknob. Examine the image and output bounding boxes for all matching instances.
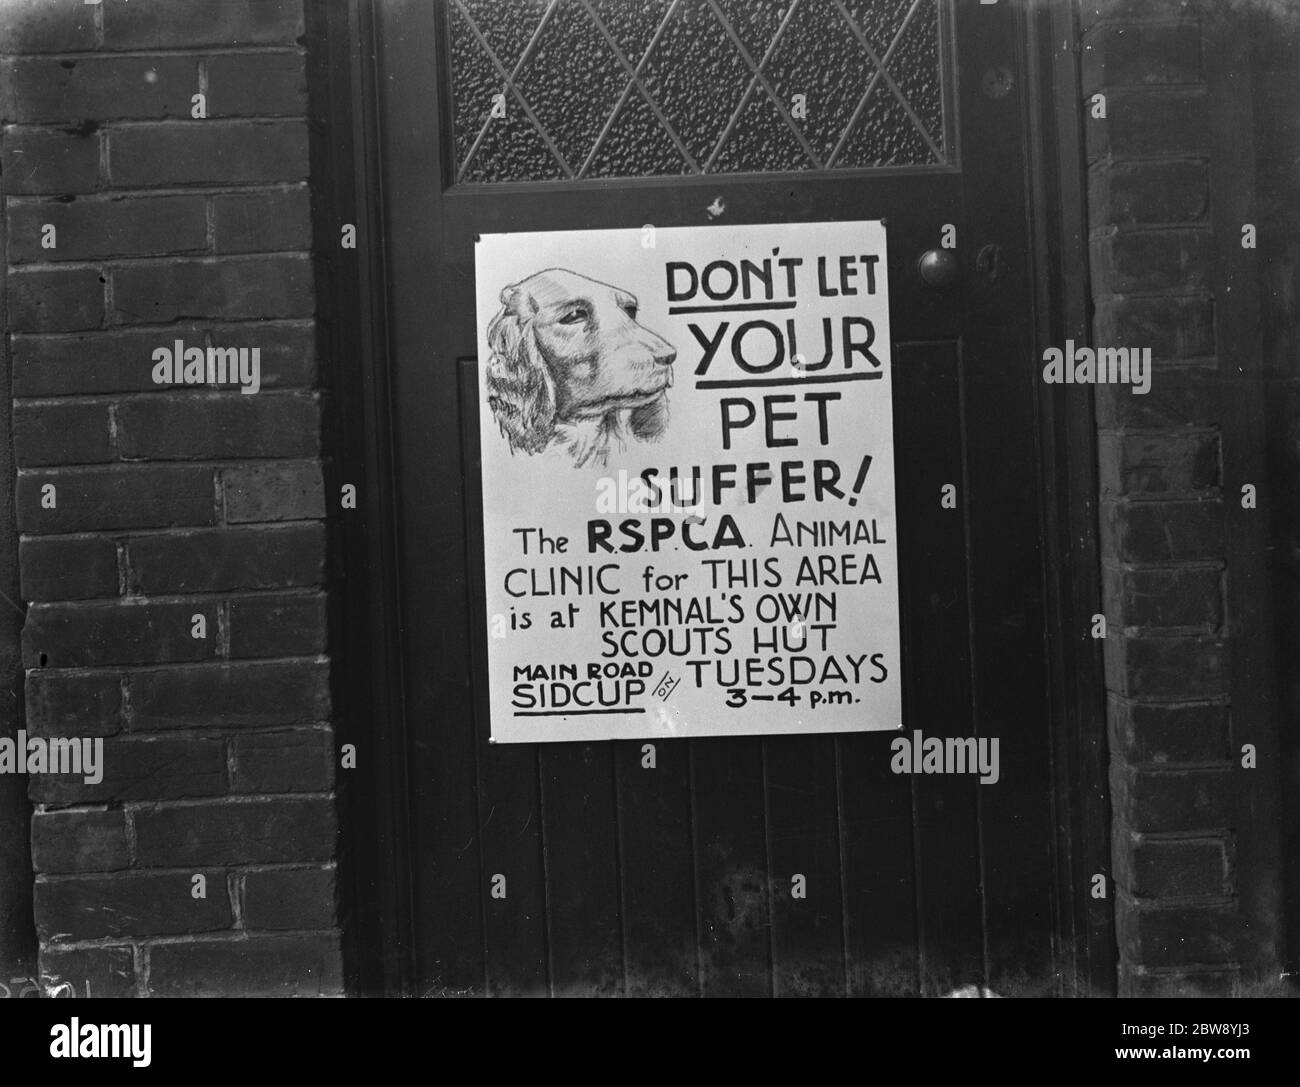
[917,248,960,288]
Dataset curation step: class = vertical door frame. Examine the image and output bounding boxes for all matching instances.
[309,0,417,996]
[1022,0,1116,996]
[320,0,1112,997]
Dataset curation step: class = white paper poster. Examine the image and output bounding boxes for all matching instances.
[475,221,901,743]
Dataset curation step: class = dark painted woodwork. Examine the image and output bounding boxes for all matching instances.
[335,0,1106,997]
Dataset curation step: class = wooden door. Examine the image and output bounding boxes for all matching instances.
[372,0,1061,997]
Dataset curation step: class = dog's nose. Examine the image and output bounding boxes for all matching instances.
[653,346,676,367]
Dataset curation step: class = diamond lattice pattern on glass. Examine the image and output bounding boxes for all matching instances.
[448,0,950,182]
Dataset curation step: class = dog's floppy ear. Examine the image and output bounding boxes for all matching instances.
[629,393,669,442]
[485,284,557,455]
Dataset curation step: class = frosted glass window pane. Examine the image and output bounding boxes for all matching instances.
[447,0,951,182]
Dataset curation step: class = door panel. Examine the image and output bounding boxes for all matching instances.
[461,366,550,998]
[376,0,1058,996]
[693,736,769,996]
[615,739,697,997]
[896,339,982,996]
[541,747,625,994]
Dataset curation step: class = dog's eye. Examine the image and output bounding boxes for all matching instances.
[622,303,638,320]
[558,308,588,325]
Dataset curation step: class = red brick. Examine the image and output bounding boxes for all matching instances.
[127,524,325,594]
[35,871,232,940]
[103,0,306,50]
[12,324,200,397]
[30,810,129,874]
[1115,899,1238,967]
[1094,364,1221,428]
[14,736,104,803]
[209,321,318,388]
[111,256,314,323]
[1081,21,1202,91]
[212,187,312,254]
[7,267,104,332]
[116,392,320,459]
[1118,964,1238,998]
[0,56,199,124]
[1086,87,1209,163]
[128,660,330,730]
[1258,71,1300,211]
[1097,431,1219,496]
[40,946,135,999]
[134,798,336,866]
[0,0,97,53]
[23,601,219,668]
[1094,296,1214,359]
[25,671,122,739]
[221,461,325,523]
[231,728,335,794]
[207,52,307,117]
[1107,696,1229,763]
[107,120,309,186]
[1102,564,1222,629]
[1090,228,1213,294]
[1115,833,1233,898]
[1104,633,1225,698]
[0,126,101,195]
[11,322,318,396]
[7,195,208,263]
[1100,498,1223,562]
[1111,763,1233,832]
[243,865,336,930]
[12,400,111,467]
[1088,160,1209,225]
[1258,238,1300,372]
[29,734,226,806]
[147,933,342,998]
[16,466,217,532]
[229,592,327,658]
[1253,10,1300,72]
[20,535,119,601]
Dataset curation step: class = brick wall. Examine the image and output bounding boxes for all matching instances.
[1252,4,1300,978]
[1,0,341,996]
[1083,0,1285,996]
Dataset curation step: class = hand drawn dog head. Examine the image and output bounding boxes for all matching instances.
[485,268,677,468]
